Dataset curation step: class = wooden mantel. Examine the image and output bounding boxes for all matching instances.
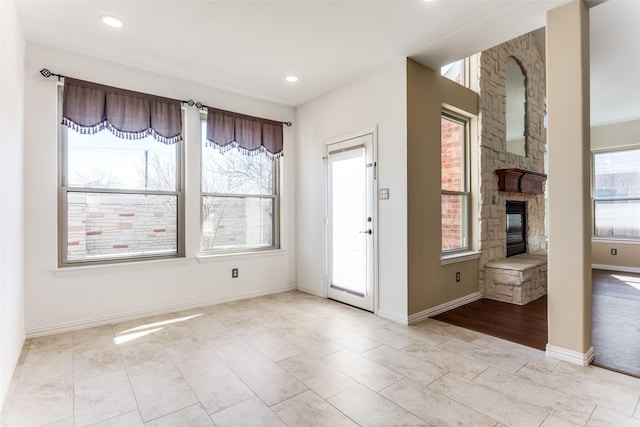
[495,168,547,195]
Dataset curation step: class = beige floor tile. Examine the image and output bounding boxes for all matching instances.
[210,397,286,427]
[245,332,305,362]
[429,373,549,426]
[152,324,199,345]
[230,358,308,406]
[540,414,582,426]
[74,325,116,351]
[362,345,444,385]
[29,332,74,353]
[381,378,497,426]
[474,366,596,425]
[402,342,490,380]
[381,322,450,346]
[328,384,426,426]
[413,318,485,342]
[180,360,255,414]
[43,417,74,426]
[4,375,73,427]
[315,323,382,353]
[587,405,640,426]
[437,337,529,373]
[212,338,268,367]
[272,390,358,427]
[74,368,138,426]
[277,353,356,399]
[348,324,416,350]
[322,349,404,392]
[89,410,143,426]
[144,404,214,426]
[515,362,639,416]
[19,344,73,384]
[118,339,174,377]
[185,315,230,340]
[635,401,640,419]
[553,361,640,398]
[74,345,125,380]
[164,337,220,373]
[129,366,199,422]
[272,327,344,357]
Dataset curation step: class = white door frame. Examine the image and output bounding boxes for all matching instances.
[324,126,378,313]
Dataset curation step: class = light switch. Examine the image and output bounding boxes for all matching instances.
[379,188,390,200]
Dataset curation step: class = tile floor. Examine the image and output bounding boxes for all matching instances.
[1,291,640,426]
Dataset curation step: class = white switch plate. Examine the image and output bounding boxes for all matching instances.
[379,188,390,200]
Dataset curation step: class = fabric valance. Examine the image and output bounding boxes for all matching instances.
[206,107,283,158]
[62,78,182,144]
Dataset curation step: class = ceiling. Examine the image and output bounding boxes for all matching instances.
[14,0,640,126]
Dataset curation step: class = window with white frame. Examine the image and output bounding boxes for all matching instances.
[60,114,183,266]
[441,59,467,87]
[441,112,470,252]
[593,148,640,239]
[200,119,279,252]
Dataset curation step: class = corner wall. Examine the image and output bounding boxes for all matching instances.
[406,59,480,317]
[23,43,296,336]
[295,58,409,320]
[0,0,25,408]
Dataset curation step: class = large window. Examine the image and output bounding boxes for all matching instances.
[201,120,279,252]
[60,124,183,265]
[593,148,640,239]
[441,59,467,86]
[441,112,470,252]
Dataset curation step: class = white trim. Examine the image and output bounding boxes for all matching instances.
[441,251,481,265]
[592,264,640,274]
[592,238,640,245]
[376,309,409,325]
[197,249,287,263]
[545,344,595,366]
[53,257,193,277]
[408,292,482,324]
[25,284,296,338]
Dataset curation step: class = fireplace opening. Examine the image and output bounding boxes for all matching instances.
[506,201,527,257]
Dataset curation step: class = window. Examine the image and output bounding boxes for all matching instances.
[441,112,470,252]
[593,148,640,239]
[201,120,279,252]
[59,90,184,266]
[441,59,467,86]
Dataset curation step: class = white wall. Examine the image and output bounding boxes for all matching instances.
[591,118,640,270]
[295,58,408,320]
[23,43,296,335]
[0,0,25,408]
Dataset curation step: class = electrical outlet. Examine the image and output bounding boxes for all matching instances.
[232,268,239,278]
[456,272,461,282]
[379,188,390,200]
[611,248,617,256]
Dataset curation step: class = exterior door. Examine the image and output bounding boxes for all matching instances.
[326,133,375,312]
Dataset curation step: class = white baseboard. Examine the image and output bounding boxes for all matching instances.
[408,292,482,325]
[546,344,595,366]
[25,284,296,338]
[376,309,409,325]
[592,264,640,274]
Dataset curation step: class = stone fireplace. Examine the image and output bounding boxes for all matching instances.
[477,32,547,299]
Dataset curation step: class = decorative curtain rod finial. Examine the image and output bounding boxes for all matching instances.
[283,121,292,127]
[40,68,64,81]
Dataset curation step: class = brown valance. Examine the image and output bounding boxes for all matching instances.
[62,78,182,144]
[206,107,283,158]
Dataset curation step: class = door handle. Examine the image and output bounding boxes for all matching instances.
[359,229,372,235]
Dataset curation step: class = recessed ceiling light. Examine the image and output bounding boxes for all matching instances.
[285,75,299,83]
[101,15,124,28]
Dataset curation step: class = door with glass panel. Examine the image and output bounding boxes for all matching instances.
[326,133,375,312]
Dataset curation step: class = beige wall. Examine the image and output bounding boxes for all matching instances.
[406,59,480,316]
[546,0,593,359]
[591,119,640,270]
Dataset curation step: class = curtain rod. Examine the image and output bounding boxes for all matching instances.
[40,68,293,127]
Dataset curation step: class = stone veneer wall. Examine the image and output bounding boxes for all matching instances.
[477,32,547,295]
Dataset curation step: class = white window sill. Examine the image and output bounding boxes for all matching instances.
[441,251,481,265]
[197,249,286,263]
[53,257,193,277]
[592,238,640,245]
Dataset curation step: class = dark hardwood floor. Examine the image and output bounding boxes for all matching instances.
[433,269,640,378]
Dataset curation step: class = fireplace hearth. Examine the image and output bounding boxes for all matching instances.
[506,201,527,257]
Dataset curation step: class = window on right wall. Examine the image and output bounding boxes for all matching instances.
[593,147,640,239]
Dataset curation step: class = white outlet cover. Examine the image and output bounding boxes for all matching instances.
[379,188,390,200]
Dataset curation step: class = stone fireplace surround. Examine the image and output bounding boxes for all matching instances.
[477,32,547,300]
